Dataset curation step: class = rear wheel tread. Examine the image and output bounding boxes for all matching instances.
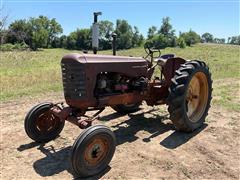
[167,60,212,132]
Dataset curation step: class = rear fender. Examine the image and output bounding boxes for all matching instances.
[162,57,186,86]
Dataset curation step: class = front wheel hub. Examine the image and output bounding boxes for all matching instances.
[84,137,109,166]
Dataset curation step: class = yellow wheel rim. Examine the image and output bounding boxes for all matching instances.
[186,72,209,123]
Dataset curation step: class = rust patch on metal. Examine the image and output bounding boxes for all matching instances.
[36,110,60,132]
[84,135,109,167]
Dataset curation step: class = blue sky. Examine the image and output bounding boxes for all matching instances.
[2,0,240,39]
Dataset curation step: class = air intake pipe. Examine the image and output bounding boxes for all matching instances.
[92,12,102,54]
[112,33,117,56]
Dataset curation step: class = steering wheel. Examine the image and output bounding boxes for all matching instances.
[144,43,161,58]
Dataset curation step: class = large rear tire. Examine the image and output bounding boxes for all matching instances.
[24,102,65,143]
[167,60,212,132]
[71,125,116,177]
[112,102,141,114]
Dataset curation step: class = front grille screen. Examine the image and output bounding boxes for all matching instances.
[61,62,86,99]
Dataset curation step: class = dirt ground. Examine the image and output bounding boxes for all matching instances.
[1,91,239,180]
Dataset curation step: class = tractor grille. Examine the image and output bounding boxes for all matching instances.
[61,62,86,99]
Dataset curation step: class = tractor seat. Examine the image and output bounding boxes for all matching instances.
[160,54,175,59]
[154,54,175,66]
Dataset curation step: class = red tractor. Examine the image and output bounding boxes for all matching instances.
[24,13,212,177]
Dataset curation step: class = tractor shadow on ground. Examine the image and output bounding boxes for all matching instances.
[17,108,206,179]
[34,145,110,179]
[17,141,41,152]
[160,124,207,149]
[33,144,72,176]
[110,109,174,145]
[100,108,206,148]
[17,142,109,179]
[33,144,111,180]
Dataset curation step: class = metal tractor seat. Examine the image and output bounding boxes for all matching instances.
[155,54,175,66]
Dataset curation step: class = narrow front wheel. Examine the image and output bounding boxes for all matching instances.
[24,102,65,142]
[71,125,116,177]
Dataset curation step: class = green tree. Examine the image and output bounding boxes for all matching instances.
[132,26,144,47]
[180,30,201,46]
[138,34,144,46]
[98,20,114,50]
[147,26,157,39]
[177,37,186,48]
[29,16,49,49]
[51,36,61,48]
[159,17,176,47]
[7,15,62,50]
[228,36,240,45]
[48,18,63,47]
[75,28,91,50]
[213,38,225,44]
[66,28,91,50]
[158,17,175,37]
[7,19,31,44]
[115,19,133,49]
[146,34,169,49]
[201,32,214,43]
[220,38,226,44]
[147,17,177,49]
[31,28,48,50]
[59,35,67,48]
[66,32,77,49]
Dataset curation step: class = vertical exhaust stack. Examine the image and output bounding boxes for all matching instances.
[112,33,117,56]
[92,12,102,54]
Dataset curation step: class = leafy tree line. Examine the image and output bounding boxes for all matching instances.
[227,36,240,45]
[0,16,144,50]
[1,16,63,50]
[55,19,144,50]
[145,17,240,49]
[201,32,240,45]
[0,15,239,51]
[146,17,206,49]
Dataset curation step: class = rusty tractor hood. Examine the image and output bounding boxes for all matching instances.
[62,53,147,64]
